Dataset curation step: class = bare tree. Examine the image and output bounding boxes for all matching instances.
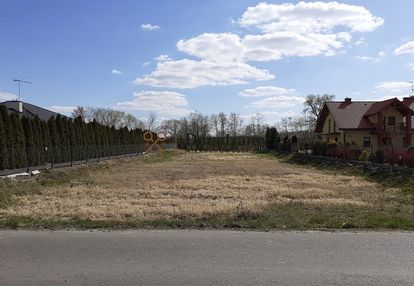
[303,94,335,124]
[245,113,266,136]
[123,114,145,130]
[145,112,158,131]
[209,114,220,136]
[218,112,227,136]
[287,115,316,152]
[228,113,243,136]
[160,119,180,136]
[71,106,89,121]
[73,106,144,130]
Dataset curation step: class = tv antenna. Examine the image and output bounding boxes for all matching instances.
[13,78,32,101]
[408,81,414,97]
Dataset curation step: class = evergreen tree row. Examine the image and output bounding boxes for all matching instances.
[0,106,144,170]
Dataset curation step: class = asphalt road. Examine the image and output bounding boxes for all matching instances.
[0,230,413,286]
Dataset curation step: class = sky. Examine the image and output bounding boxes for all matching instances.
[1,0,414,123]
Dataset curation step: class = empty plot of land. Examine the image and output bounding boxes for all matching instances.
[0,152,413,229]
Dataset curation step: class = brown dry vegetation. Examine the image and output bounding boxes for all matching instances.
[1,151,414,229]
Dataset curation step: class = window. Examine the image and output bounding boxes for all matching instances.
[363,137,371,148]
[328,119,331,133]
[388,116,395,126]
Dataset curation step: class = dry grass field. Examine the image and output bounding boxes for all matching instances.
[1,151,414,229]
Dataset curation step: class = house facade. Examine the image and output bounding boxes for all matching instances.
[315,97,414,151]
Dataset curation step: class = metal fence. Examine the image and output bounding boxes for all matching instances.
[0,143,176,176]
[176,135,266,152]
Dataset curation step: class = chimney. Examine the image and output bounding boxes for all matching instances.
[8,100,23,113]
[402,96,414,107]
[344,97,352,103]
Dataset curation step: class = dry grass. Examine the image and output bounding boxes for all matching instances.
[0,152,393,223]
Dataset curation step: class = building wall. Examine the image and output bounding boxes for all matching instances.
[343,130,377,151]
[321,113,340,142]
[318,106,410,152]
[381,108,404,125]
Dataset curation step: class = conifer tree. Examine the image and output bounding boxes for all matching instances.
[0,106,15,168]
[0,113,8,170]
[55,115,68,162]
[10,114,27,168]
[48,117,61,164]
[22,116,35,166]
[31,117,43,165]
[41,120,51,163]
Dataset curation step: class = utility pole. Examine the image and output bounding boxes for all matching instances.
[13,78,32,101]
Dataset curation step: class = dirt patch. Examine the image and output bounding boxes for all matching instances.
[1,152,384,221]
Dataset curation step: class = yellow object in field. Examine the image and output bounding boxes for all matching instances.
[144,131,166,155]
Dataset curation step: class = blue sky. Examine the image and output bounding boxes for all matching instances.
[1,0,414,123]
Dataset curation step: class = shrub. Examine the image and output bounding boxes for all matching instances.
[326,141,339,150]
[358,150,370,162]
[375,149,385,164]
[312,141,327,156]
[384,149,405,166]
[403,152,414,168]
[368,152,376,163]
[265,127,278,150]
[407,145,414,153]
[312,141,321,155]
[291,135,298,144]
[280,136,291,151]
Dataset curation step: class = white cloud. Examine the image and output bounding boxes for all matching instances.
[394,41,414,55]
[176,31,350,63]
[141,23,160,31]
[355,50,385,62]
[0,91,18,101]
[248,95,305,109]
[355,55,375,62]
[355,37,366,46]
[238,86,294,97]
[154,54,172,62]
[142,62,151,67]
[136,2,381,89]
[238,2,383,33]
[177,33,244,62]
[394,41,414,70]
[111,69,122,75]
[115,91,191,116]
[175,2,380,63]
[243,31,346,61]
[375,81,412,93]
[135,59,274,89]
[355,55,380,62]
[48,106,76,115]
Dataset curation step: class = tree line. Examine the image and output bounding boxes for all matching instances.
[0,105,144,170]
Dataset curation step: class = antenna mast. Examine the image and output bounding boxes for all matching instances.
[411,81,414,97]
[13,78,32,101]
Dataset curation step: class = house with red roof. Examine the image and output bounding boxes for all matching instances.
[315,97,414,151]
